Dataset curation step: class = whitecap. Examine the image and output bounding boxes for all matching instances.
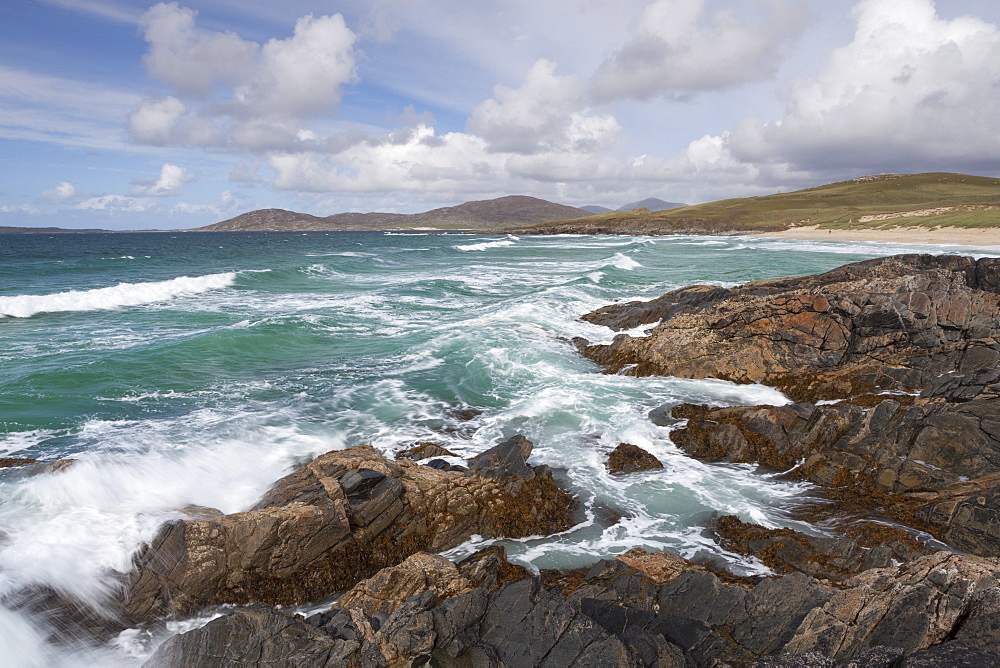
[0,272,238,318]
[454,235,519,252]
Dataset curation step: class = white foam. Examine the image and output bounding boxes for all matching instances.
[454,235,519,252]
[609,252,642,270]
[0,273,238,318]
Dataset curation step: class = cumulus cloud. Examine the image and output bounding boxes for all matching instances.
[726,0,1000,174]
[468,59,620,154]
[591,0,809,101]
[139,2,257,98]
[39,181,77,203]
[129,3,358,150]
[129,163,194,197]
[76,195,149,212]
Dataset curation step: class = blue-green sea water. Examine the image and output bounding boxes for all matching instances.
[2,230,998,665]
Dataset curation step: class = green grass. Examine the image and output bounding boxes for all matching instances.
[509,173,1000,234]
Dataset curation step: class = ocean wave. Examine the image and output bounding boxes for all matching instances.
[0,272,237,318]
[608,252,642,270]
[454,235,519,252]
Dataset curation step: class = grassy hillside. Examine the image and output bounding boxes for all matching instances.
[507,173,1000,235]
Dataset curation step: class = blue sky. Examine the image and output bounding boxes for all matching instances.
[2,0,1000,229]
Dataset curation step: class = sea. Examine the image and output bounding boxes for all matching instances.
[1,230,998,666]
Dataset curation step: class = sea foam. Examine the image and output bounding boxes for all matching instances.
[454,235,519,252]
[0,272,237,318]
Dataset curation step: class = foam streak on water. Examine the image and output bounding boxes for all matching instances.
[1,231,999,665]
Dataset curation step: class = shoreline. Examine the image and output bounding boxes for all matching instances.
[753,223,1000,246]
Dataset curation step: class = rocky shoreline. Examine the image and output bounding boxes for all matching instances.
[27,253,1000,665]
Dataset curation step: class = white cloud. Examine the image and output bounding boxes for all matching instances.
[76,195,150,212]
[39,181,78,203]
[0,204,41,215]
[468,59,620,154]
[232,13,357,118]
[171,202,221,216]
[139,2,258,98]
[129,3,358,150]
[591,0,809,101]
[726,0,1000,174]
[130,163,195,197]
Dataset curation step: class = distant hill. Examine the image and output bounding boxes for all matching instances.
[617,198,687,211]
[0,226,111,234]
[580,205,613,214]
[505,173,1000,236]
[198,196,590,232]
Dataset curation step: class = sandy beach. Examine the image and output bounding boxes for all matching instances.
[755,224,1000,247]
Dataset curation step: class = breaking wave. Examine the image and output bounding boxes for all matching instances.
[0,272,238,318]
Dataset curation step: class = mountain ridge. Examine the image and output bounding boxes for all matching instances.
[196,196,589,232]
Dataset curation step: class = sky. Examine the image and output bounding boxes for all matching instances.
[2,0,1000,230]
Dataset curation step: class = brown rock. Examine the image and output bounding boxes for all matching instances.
[713,515,928,582]
[612,547,701,585]
[336,551,474,616]
[783,552,1000,660]
[122,438,576,624]
[670,389,1000,556]
[580,255,1000,402]
[606,443,664,474]
[395,442,457,460]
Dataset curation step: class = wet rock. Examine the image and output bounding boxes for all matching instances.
[151,544,1000,667]
[714,515,909,582]
[336,551,474,616]
[783,552,1000,660]
[671,392,1000,556]
[607,442,663,474]
[904,642,1000,666]
[143,608,351,667]
[466,434,535,480]
[395,442,457,460]
[647,404,681,427]
[580,254,1000,402]
[123,438,576,624]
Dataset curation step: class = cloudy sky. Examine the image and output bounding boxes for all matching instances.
[2,0,1000,229]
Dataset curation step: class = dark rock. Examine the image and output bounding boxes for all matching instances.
[123,440,576,624]
[142,608,352,667]
[714,515,902,581]
[466,434,536,480]
[903,641,1000,667]
[647,404,681,427]
[671,393,1000,556]
[837,645,905,667]
[395,442,457,460]
[149,545,1000,667]
[783,552,1000,660]
[606,442,664,474]
[580,255,1000,402]
[339,467,386,497]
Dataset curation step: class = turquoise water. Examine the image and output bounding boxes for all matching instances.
[1,230,997,665]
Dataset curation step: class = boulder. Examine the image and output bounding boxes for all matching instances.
[123,437,576,624]
[607,443,664,474]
